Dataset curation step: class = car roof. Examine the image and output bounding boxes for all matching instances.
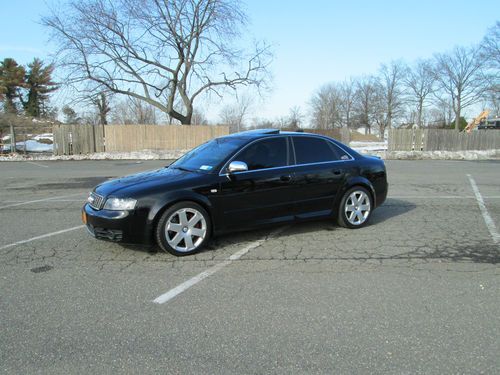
[226,129,325,139]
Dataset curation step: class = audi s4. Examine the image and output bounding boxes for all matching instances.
[82,129,388,256]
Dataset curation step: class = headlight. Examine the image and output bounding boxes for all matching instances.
[103,198,137,210]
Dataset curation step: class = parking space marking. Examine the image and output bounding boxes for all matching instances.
[467,174,499,245]
[0,225,85,251]
[0,193,85,210]
[390,195,500,199]
[153,226,286,305]
[26,161,49,168]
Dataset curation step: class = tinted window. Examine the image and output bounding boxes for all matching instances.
[170,136,246,172]
[293,136,338,164]
[329,142,352,161]
[235,137,287,171]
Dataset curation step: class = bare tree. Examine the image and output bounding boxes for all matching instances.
[89,92,112,125]
[310,83,342,129]
[481,21,500,69]
[191,109,208,125]
[288,106,303,129]
[434,46,486,131]
[375,61,407,136]
[480,22,499,116]
[111,97,158,124]
[219,93,253,132]
[43,0,272,125]
[339,78,356,128]
[354,76,378,135]
[404,59,435,127]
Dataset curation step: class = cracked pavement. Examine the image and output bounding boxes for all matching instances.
[0,159,499,374]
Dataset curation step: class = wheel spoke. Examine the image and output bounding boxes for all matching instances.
[350,195,359,205]
[184,235,194,249]
[359,204,370,211]
[190,228,205,237]
[178,210,189,226]
[188,211,203,226]
[356,211,364,222]
[170,232,183,246]
[167,222,183,233]
[346,204,356,211]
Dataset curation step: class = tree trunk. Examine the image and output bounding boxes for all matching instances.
[417,99,423,128]
[455,97,461,132]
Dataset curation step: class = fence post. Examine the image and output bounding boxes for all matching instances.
[10,124,16,153]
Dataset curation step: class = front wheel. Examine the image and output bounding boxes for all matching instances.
[156,202,211,256]
[337,187,373,229]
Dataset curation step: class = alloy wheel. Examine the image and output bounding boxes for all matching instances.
[344,190,371,226]
[165,208,207,253]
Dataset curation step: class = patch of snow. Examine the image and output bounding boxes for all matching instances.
[0,149,187,161]
[1,140,53,152]
[32,133,54,141]
[350,141,388,152]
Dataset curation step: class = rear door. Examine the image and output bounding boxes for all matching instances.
[217,136,296,230]
[291,136,353,218]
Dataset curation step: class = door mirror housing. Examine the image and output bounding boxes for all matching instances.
[227,161,248,174]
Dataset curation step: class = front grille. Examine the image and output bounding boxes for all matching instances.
[89,192,105,210]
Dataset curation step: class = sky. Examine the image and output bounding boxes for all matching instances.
[0,0,499,123]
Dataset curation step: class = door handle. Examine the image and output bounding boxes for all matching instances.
[332,169,342,175]
[280,174,292,182]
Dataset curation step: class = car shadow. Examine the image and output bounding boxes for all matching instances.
[209,198,416,248]
[370,198,417,225]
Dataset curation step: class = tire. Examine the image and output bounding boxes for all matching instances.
[337,186,373,229]
[156,201,211,256]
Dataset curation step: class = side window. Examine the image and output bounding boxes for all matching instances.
[292,136,338,164]
[235,137,287,171]
[329,142,352,161]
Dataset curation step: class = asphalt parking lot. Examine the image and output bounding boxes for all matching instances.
[1,159,499,374]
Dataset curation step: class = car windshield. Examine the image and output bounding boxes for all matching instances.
[169,136,247,173]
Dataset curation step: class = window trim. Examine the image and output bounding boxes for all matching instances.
[291,135,354,165]
[218,134,355,176]
[219,135,290,175]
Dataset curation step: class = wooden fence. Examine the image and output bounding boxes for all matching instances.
[388,129,500,151]
[53,124,229,155]
[105,125,228,152]
[53,124,105,155]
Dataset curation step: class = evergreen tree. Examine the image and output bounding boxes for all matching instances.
[62,105,80,124]
[0,58,25,114]
[23,58,57,118]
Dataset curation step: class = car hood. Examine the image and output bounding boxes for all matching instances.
[95,167,200,197]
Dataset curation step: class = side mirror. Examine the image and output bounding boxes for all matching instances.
[227,161,248,173]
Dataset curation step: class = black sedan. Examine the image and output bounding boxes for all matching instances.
[82,129,388,256]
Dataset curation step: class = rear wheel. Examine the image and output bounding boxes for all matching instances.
[338,187,373,228]
[156,201,211,256]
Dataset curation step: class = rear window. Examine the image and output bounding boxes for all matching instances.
[292,136,340,164]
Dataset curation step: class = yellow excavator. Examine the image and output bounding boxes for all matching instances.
[464,110,490,133]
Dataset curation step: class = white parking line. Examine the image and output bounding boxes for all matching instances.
[0,193,85,210]
[26,161,49,168]
[1,199,84,203]
[390,195,500,199]
[0,225,85,251]
[153,226,286,305]
[467,174,499,245]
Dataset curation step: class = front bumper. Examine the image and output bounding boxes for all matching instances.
[82,203,149,244]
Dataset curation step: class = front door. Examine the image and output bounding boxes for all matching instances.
[217,136,296,231]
